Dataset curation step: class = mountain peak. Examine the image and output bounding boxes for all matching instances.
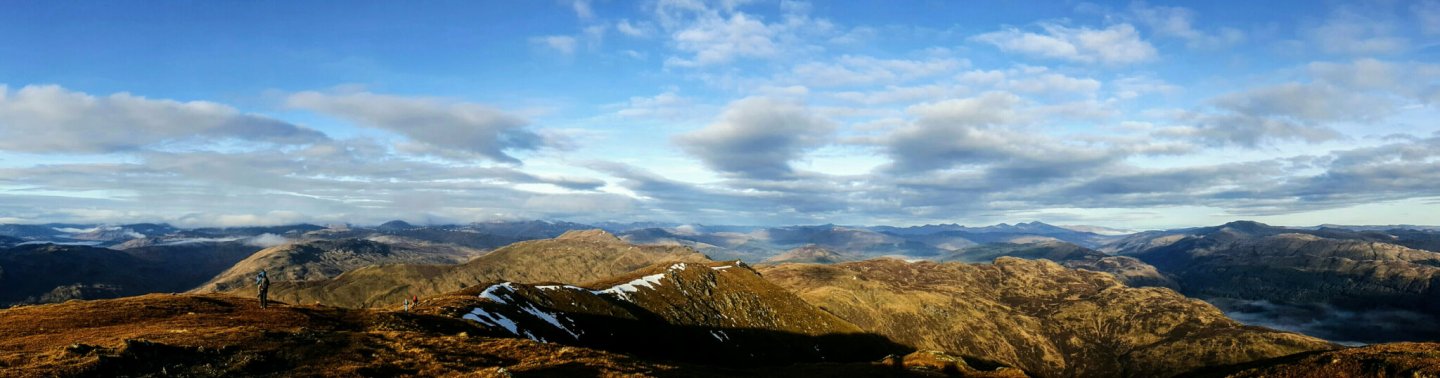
[376,220,415,231]
[555,229,623,243]
[1219,220,1274,233]
[763,245,849,264]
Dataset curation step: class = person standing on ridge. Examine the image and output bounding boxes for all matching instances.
[256,270,271,308]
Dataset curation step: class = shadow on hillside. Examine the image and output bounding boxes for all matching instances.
[475,308,915,367]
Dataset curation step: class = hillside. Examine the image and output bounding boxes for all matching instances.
[0,242,261,307]
[759,258,1335,377]
[1116,221,1440,342]
[1186,342,1440,377]
[0,293,1022,377]
[422,260,911,365]
[192,237,484,293]
[209,230,712,308]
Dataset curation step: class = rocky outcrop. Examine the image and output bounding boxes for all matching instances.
[759,258,1334,377]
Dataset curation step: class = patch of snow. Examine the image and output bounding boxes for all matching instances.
[669,262,688,271]
[519,303,581,340]
[124,231,147,239]
[479,282,520,305]
[462,307,520,336]
[710,265,732,271]
[535,284,585,291]
[596,273,666,301]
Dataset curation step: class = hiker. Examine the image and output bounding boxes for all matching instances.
[256,270,271,308]
[404,298,410,312]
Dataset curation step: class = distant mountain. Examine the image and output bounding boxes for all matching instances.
[1312,224,1440,232]
[870,221,1122,249]
[1113,220,1440,343]
[616,225,949,261]
[210,230,711,308]
[0,223,78,239]
[375,220,416,231]
[939,241,1175,288]
[182,224,325,238]
[760,245,856,265]
[1057,224,1135,236]
[760,258,1334,377]
[192,237,484,293]
[0,241,261,307]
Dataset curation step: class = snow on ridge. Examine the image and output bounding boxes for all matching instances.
[710,265,732,271]
[479,282,519,305]
[463,307,519,336]
[597,273,666,301]
[668,262,688,271]
[535,284,585,291]
[519,302,582,340]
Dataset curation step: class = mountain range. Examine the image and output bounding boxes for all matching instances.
[2,219,1440,376]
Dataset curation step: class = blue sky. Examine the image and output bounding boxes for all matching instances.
[1,0,1438,229]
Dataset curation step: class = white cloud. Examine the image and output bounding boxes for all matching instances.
[657,0,834,68]
[1005,73,1101,95]
[666,13,781,67]
[972,23,1158,65]
[570,0,594,20]
[674,97,835,179]
[878,92,1124,179]
[788,55,966,87]
[829,85,955,105]
[1303,8,1408,55]
[1111,75,1179,99]
[0,84,327,154]
[615,90,695,119]
[1129,2,1245,49]
[286,91,545,164]
[1307,58,1401,91]
[532,35,578,55]
[1307,59,1440,104]
[1418,0,1440,35]
[1211,82,1393,123]
[616,19,651,37]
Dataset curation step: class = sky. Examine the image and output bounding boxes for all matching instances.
[0,0,1438,229]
